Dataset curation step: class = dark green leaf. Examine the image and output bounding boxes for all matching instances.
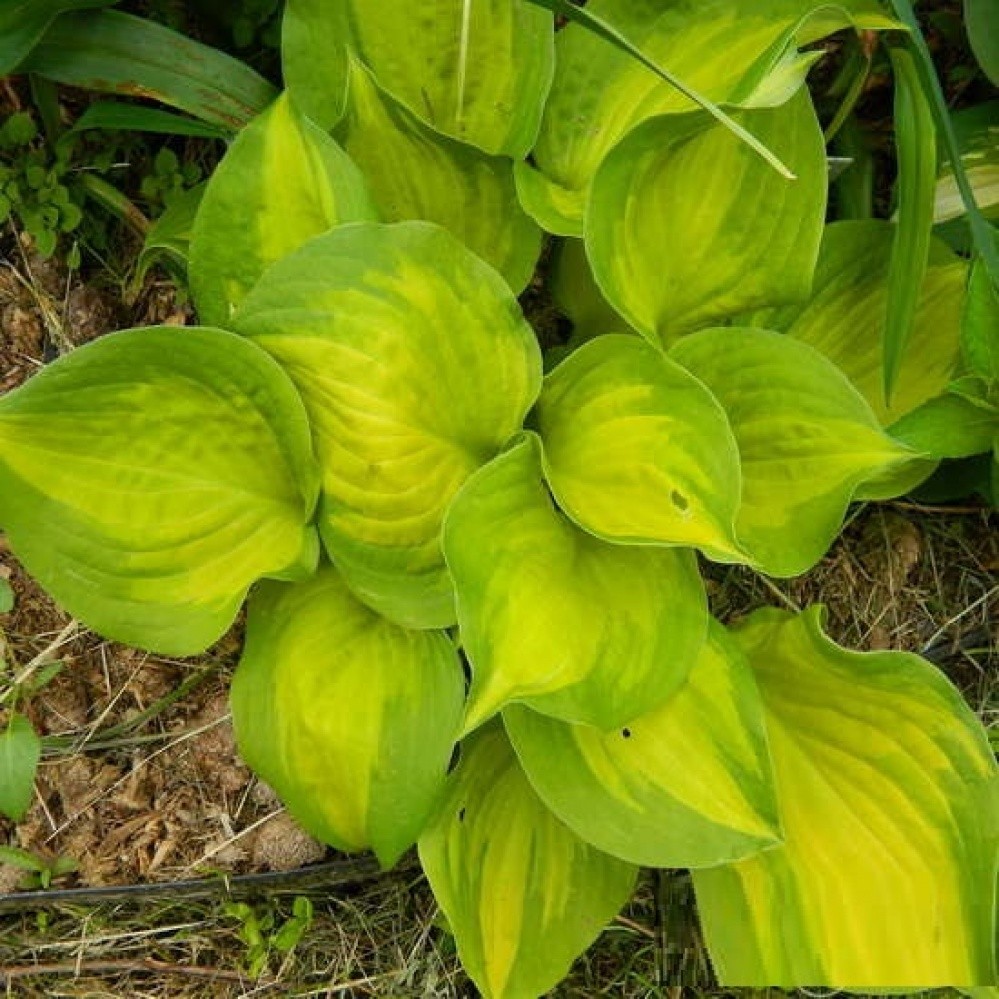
[0,0,117,76]
[22,10,277,131]
[73,101,229,139]
[0,714,41,822]
[965,0,999,85]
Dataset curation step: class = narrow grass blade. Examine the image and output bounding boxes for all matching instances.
[889,0,999,287]
[73,101,230,139]
[522,0,795,179]
[884,45,937,403]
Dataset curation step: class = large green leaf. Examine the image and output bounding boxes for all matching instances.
[586,88,827,346]
[283,0,553,158]
[536,335,743,562]
[22,10,277,131]
[445,434,707,733]
[883,45,937,402]
[670,328,913,576]
[0,327,320,655]
[693,607,998,986]
[231,221,542,629]
[0,0,116,76]
[504,620,780,868]
[231,567,464,868]
[748,220,968,425]
[523,0,898,234]
[190,93,375,327]
[888,382,999,460]
[419,724,638,999]
[333,59,542,294]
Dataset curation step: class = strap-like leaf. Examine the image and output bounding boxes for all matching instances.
[232,568,465,868]
[883,45,937,402]
[0,0,116,76]
[21,10,276,131]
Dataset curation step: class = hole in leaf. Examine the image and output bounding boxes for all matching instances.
[670,490,689,512]
[458,808,466,822]
[621,728,631,739]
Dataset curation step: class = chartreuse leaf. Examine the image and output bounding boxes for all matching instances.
[334,60,541,294]
[549,239,633,345]
[282,0,553,157]
[693,607,999,987]
[749,220,968,425]
[190,93,375,326]
[888,383,999,460]
[0,0,117,76]
[586,89,827,346]
[231,567,464,868]
[445,435,706,733]
[883,45,937,402]
[419,724,638,999]
[536,335,743,562]
[670,328,913,577]
[0,715,41,822]
[504,620,780,869]
[23,10,276,131]
[231,222,542,629]
[0,327,320,656]
[522,0,897,234]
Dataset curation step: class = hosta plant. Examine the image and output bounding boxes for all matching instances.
[1,1,997,995]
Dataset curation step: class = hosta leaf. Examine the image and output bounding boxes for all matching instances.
[231,567,464,868]
[0,714,41,822]
[549,238,633,345]
[528,0,897,233]
[419,724,638,999]
[536,335,743,562]
[282,0,553,157]
[670,328,913,576]
[445,434,707,733]
[504,621,780,868]
[0,327,320,655]
[693,607,998,987]
[231,221,542,629]
[0,0,116,76]
[748,220,968,425]
[23,10,276,131]
[965,0,999,88]
[190,93,375,327]
[334,60,542,294]
[586,88,827,346]
[888,387,999,460]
